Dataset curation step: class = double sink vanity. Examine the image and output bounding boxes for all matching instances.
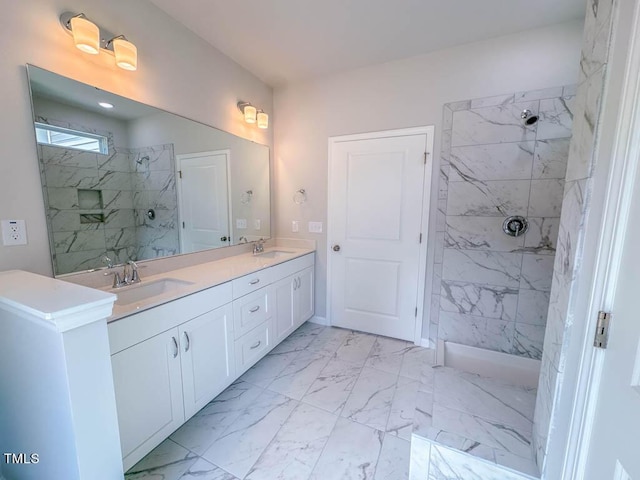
[101,244,315,470]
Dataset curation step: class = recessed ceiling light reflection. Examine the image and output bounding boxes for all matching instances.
[98,102,114,109]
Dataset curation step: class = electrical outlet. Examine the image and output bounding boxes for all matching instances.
[308,221,323,233]
[292,220,299,233]
[254,219,261,230]
[236,218,247,229]
[1,220,27,246]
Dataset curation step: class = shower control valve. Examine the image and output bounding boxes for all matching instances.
[503,216,528,237]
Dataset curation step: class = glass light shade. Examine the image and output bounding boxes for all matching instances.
[113,38,138,71]
[70,16,100,54]
[244,105,257,124]
[257,111,269,129]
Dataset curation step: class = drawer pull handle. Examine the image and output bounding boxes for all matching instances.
[249,305,260,313]
[184,331,190,352]
[250,340,262,350]
[249,278,260,285]
[172,336,179,358]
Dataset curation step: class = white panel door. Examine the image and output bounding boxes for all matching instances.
[177,151,231,252]
[329,132,428,341]
[111,328,184,470]
[180,304,235,419]
[584,158,640,479]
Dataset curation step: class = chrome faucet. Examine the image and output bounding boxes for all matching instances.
[252,238,265,255]
[126,260,142,284]
[104,260,143,288]
[239,236,248,243]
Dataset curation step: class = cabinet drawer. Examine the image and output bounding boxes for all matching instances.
[235,319,273,375]
[232,269,273,299]
[232,287,272,339]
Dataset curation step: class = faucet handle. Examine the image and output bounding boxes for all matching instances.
[104,270,126,288]
[127,260,142,283]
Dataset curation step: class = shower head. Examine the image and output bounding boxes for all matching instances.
[136,155,150,165]
[521,109,539,126]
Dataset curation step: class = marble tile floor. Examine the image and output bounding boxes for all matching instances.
[124,322,538,480]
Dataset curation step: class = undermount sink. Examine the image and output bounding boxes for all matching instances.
[254,250,294,259]
[113,278,194,306]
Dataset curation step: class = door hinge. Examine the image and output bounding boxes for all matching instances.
[182,221,186,229]
[419,233,423,243]
[593,311,611,349]
[424,152,428,164]
[179,170,183,179]
[415,307,418,317]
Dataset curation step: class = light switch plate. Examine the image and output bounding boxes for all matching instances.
[236,219,247,229]
[292,220,299,233]
[308,221,323,233]
[254,219,261,230]
[1,220,27,246]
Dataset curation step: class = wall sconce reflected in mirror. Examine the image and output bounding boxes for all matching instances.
[241,190,253,205]
[238,101,268,129]
[60,12,138,71]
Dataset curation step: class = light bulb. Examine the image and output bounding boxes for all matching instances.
[257,111,269,129]
[70,16,99,54]
[244,105,257,124]
[113,37,137,71]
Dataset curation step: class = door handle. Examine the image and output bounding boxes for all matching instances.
[184,331,190,352]
[333,245,341,252]
[249,305,260,313]
[172,336,179,358]
[250,340,262,350]
[249,278,260,285]
[220,236,229,242]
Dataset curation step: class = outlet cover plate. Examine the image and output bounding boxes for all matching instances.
[1,220,27,246]
[308,221,323,233]
[292,220,299,233]
[236,218,247,229]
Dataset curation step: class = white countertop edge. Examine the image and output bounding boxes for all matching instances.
[105,247,316,322]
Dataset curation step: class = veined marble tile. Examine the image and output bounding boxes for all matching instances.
[428,443,534,480]
[341,367,397,431]
[135,171,175,192]
[96,170,134,190]
[447,180,530,217]
[105,227,137,250]
[516,289,551,326]
[309,417,383,480]
[170,381,263,455]
[514,87,564,102]
[438,165,449,199]
[125,439,197,479]
[40,145,99,168]
[433,368,535,434]
[46,187,79,209]
[399,345,435,380]
[443,107,454,131]
[412,390,435,437]
[431,404,532,458]
[440,281,518,321]
[447,100,472,112]
[520,254,554,291]
[513,324,546,360]
[101,190,134,210]
[523,217,560,255]
[528,179,565,217]
[306,326,350,356]
[449,142,535,182]
[386,377,420,440]
[445,216,525,252]
[532,138,570,179]
[45,164,99,189]
[442,249,522,288]
[55,248,105,275]
[365,337,413,375]
[270,323,321,355]
[53,230,106,254]
[536,97,575,140]
[451,101,538,147]
[374,434,410,480]
[239,351,299,388]
[438,312,514,354]
[267,350,331,400]
[104,209,136,229]
[334,330,377,365]
[436,199,447,230]
[245,403,337,480]
[178,458,238,480]
[469,94,515,109]
[146,189,179,210]
[494,449,540,478]
[409,435,431,480]
[441,130,452,165]
[98,151,132,172]
[302,358,361,414]
[201,390,297,479]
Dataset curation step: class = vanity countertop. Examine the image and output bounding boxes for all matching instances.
[103,247,315,322]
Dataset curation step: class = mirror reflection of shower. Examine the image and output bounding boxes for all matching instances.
[521,109,539,126]
[136,154,150,165]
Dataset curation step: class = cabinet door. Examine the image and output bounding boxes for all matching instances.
[180,304,235,419]
[111,328,184,471]
[274,274,296,343]
[294,266,315,327]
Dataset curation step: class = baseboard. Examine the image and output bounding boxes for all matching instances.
[308,315,329,326]
[444,341,541,388]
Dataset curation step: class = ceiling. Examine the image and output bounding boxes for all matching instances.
[149,0,586,87]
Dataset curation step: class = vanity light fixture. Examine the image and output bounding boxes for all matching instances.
[238,101,268,128]
[60,12,138,72]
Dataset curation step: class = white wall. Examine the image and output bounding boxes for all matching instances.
[274,20,584,327]
[0,0,272,276]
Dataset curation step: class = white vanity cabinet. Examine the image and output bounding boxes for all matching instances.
[108,252,315,471]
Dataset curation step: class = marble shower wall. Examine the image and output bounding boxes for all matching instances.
[38,119,178,274]
[131,144,180,261]
[432,87,575,360]
[532,0,615,473]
